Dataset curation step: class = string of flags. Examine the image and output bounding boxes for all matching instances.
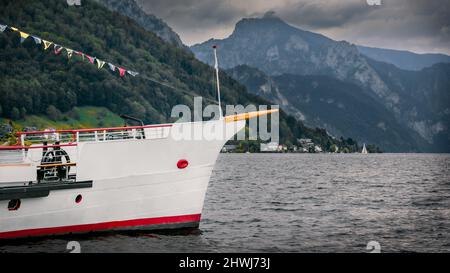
[0,24,139,78]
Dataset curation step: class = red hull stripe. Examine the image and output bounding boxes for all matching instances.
[0,214,201,239]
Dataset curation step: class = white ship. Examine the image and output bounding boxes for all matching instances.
[0,47,277,239]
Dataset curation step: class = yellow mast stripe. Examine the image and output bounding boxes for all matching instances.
[224,109,278,123]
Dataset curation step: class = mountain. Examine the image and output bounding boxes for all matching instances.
[191,12,393,102]
[0,0,360,152]
[94,0,189,51]
[357,45,450,71]
[226,65,420,152]
[366,59,450,151]
[191,13,400,124]
[192,13,450,152]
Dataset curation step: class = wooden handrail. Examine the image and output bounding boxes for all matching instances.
[37,162,77,168]
[0,163,32,167]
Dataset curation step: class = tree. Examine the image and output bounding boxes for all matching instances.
[330,144,338,153]
[46,105,61,121]
[11,107,20,120]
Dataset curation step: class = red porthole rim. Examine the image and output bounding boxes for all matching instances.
[177,159,189,169]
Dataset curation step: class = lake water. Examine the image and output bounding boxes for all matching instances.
[1,153,449,253]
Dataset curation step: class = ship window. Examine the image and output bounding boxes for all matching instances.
[8,199,21,211]
[75,194,82,204]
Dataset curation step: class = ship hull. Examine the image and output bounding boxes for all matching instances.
[0,214,201,239]
[0,119,245,239]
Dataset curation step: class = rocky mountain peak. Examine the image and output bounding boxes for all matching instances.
[191,14,450,152]
[95,0,189,51]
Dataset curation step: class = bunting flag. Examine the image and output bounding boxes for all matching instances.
[19,31,29,43]
[107,62,116,72]
[75,51,84,60]
[1,25,138,78]
[66,48,73,59]
[96,59,105,69]
[43,40,52,50]
[127,70,139,77]
[54,44,63,55]
[118,67,126,77]
[31,35,42,45]
[85,55,95,64]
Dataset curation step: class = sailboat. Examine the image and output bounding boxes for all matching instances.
[0,46,277,239]
[361,143,368,154]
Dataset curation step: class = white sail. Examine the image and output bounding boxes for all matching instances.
[361,143,368,154]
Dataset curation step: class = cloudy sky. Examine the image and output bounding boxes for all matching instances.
[136,0,450,55]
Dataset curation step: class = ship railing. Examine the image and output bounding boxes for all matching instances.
[144,126,171,140]
[75,129,147,142]
[20,131,76,145]
[0,124,173,148]
[1,125,172,183]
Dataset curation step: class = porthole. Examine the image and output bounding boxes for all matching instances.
[75,194,82,204]
[8,199,21,211]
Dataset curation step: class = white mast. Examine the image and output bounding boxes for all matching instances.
[213,45,223,119]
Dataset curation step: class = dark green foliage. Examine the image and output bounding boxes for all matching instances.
[0,0,200,124]
[46,105,61,121]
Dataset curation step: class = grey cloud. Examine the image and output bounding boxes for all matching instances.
[136,0,249,45]
[136,0,450,54]
[279,1,376,29]
[137,0,245,28]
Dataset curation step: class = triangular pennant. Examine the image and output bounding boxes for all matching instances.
[31,36,42,45]
[74,51,83,59]
[19,31,29,43]
[107,63,116,72]
[127,70,139,77]
[85,55,95,64]
[118,67,126,77]
[96,59,105,69]
[66,48,73,59]
[43,40,52,50]
[1,26,136,79]
[54,44,63,55]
